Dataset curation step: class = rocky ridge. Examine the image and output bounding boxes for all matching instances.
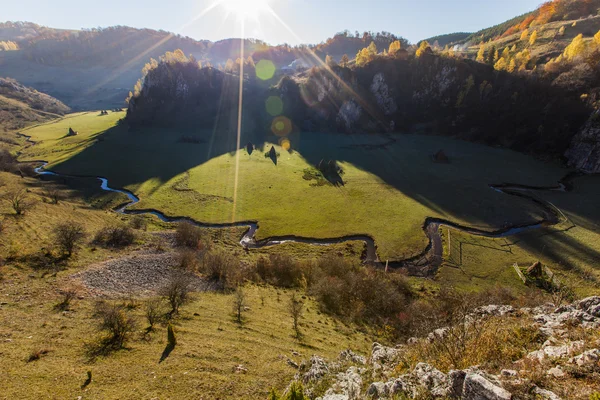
[286,297,600,399]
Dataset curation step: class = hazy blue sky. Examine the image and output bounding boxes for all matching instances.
[3,0,542,45]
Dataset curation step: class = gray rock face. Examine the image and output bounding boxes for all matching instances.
[370,342,399,367]
[462,373,512,400]
[448,369,467,398]
[566,111,600,173]
[533,386,562,400]
[527,340,585,361]
[303,356,329,383]
[412,363,450,398]
[339,349,366,365]
[366,382,387,399]
[472,305,516,318]
[569,348,600,367]
[327,367,362,400]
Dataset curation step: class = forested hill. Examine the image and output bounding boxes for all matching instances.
[0,77,70,132]
[126,49,588,160]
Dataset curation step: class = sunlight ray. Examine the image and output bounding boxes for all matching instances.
[231,19,246,223]
[81,0,225,98]
[263,5,388,130]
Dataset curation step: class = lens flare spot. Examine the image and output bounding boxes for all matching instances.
[279,138,291,151]
[266,96,284,116]
[271,116,292,136]
[256,60,276,81]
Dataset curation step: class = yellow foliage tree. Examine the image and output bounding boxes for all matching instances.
[494,57,508,71]
[476,46,485,62]
[529,30,538,46]
[355,48,371,66]
[520,29,529,41]
[594,30,600,46]
[501,47,510,59]
[367,42,378,56]
[558,26,566,36]
[510,44,517,53]
[507,59,516,73]
[416,41,431,58]
[563,34,587,61]
[388,40,402,55]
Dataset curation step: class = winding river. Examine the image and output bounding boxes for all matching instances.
[24,131,572,276]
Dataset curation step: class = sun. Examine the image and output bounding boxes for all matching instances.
[220,0,272,19]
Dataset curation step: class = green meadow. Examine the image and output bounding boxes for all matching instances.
[21,112,572,261]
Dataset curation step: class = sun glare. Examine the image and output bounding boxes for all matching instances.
[220,0,271,19]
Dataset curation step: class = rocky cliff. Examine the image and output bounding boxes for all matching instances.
[283,297,600,400]
[566,110,600,173]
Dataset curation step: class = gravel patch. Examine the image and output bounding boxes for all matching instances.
[71,250,210,298]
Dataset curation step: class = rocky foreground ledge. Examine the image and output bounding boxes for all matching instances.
[286,297,600,400]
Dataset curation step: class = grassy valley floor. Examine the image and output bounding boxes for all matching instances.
[19,112,571,262]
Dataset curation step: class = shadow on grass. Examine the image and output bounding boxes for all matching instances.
[84,338,129,363]
[159,342,175,363]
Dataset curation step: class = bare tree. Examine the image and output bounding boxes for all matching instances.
[94,302,137,349]
[44,188,62,205]
[161,272,192,316]
[288,293,304,339]
[232,287,248,324]
[53,222,86,257]
[4,190,34,215]
[145,298,163,331]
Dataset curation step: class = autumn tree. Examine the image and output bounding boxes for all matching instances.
[487,46,496,65]
[325,54,337,67]
[340,54,349,67]
[367,42,378,56]
[563,34,587,61]
[529,30,538,46]
[558,26,566,36]
[494,57,508,71]
[476,46,485,62]
[595,30,600,46]
[416,41,432,58]
[388,40,402,55]
[520,29,530,42]
[507,59,516,73]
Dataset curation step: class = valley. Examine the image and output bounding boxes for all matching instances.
[2,1,600,399]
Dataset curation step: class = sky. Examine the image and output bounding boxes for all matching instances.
[3,0,543,45]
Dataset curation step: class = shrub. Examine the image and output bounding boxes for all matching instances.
[160,272,192,315]
[3,190,35,215]
[144,298,163,330]
[44,188,62,205]
[178,249,200,271]
[232,287,248,324]
[53,222,86,257]
[129,215,147,230]
[94,302,137,350]
[289,293,304,339]
[255,254,305,288]
[200,250,239,290]
[54,289,77,311]
[27,348,50,362]
[167,324,177,347]
[175,222,205,249]
[93,225,135,248]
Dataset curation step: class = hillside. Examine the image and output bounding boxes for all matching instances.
[126,50,588,158]
[0,77,69,133]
